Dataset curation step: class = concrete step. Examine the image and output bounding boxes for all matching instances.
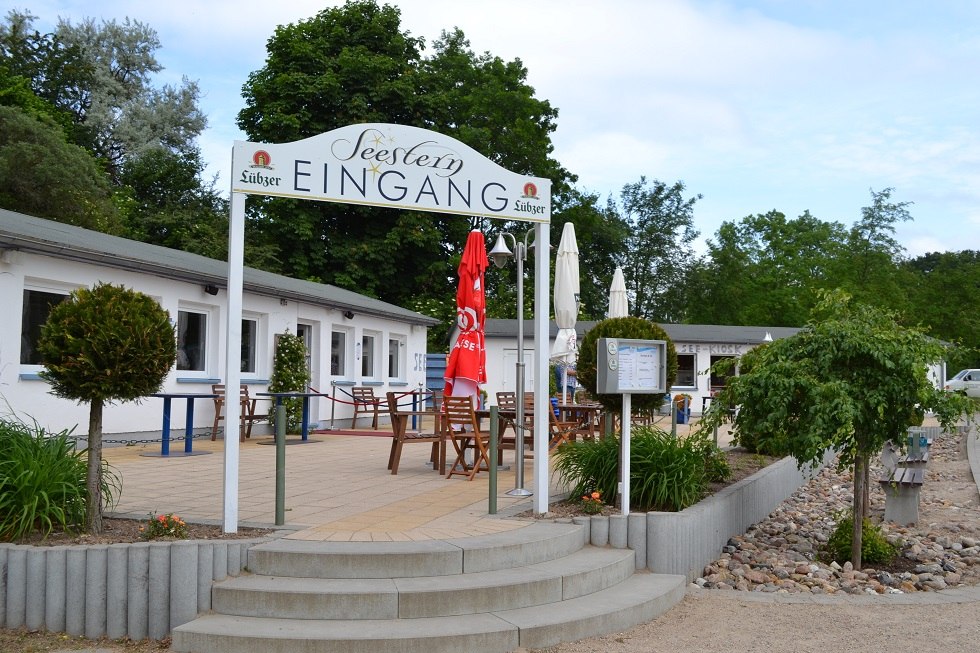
[171,573,686,653]
[246,521,587,578]
[213,546,636,619]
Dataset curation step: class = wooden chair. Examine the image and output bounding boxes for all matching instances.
[444,395,492,481]
[386,391,445,475]
[548,402,580,450]
[352,386,383,429]
[210,384,269,441]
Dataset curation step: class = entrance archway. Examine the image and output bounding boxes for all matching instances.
[221,123,553,530]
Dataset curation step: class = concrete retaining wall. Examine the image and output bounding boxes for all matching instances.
[574,449,836,580]
[0,537,270,640]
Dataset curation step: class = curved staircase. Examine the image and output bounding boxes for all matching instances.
[171,522,685,653]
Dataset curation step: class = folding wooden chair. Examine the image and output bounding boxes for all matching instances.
[210,384,269,441]
[444,395,492,481]
[548,404,579,450]
[351,386,382,429]
[386,392,445,475]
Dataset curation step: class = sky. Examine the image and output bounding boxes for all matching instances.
[22,0,980,256]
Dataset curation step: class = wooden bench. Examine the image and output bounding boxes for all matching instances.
[897,449,929,466]
[879,466,925,526]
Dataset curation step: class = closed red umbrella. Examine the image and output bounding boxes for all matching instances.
[444,230,488,402]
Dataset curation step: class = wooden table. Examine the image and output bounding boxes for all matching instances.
[556,403,604,440]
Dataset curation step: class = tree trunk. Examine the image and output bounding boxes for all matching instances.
[851,454,866,570]
[86,399,104,534]
[863,462,871,519]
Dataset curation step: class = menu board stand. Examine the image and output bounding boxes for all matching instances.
[596,338,667,516]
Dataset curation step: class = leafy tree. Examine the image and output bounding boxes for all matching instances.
[119,147,231,259]
[701,290,971,568]
[268,331,311,432]
[0,105,121,232]
[840,187,913,312]
[237,0,572,321]
[0,9,83,132]
[904,250,980,371]
[1,9,226,253]
[689,210,849,326]
[576,316,677,416]
[37,283,176,533]
[614,178,700,322]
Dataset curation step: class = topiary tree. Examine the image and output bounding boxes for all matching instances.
[577,317,677,416]
[268,330,310,432]
[37,282,176,534]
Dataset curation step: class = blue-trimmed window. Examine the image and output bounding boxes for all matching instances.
[176,310,207,372]
[21,289,68,364]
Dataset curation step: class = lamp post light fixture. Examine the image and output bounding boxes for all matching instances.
[488,230,536,497]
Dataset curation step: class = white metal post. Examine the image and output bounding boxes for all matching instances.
[223,189,245,532]
[620,393,631,516]
[532,221,551,512]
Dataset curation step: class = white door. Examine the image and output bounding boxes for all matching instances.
[501,348,536,393]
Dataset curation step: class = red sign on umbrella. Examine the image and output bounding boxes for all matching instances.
[444,230,488,399]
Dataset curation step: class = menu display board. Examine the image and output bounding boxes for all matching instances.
[596,338,667,394]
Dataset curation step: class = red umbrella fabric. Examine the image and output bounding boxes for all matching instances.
[444,230,488,400]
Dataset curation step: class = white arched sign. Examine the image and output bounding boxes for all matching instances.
[221,123,553,531]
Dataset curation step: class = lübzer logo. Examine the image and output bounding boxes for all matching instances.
[240,149,282,188]
[251,150,273,169]
[522,182,539,199]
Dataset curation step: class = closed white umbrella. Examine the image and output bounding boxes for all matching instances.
[608,266,628,318]
[551,222,580,403]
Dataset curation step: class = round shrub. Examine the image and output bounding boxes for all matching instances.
[576,317,677,415]
[821,512,898,566]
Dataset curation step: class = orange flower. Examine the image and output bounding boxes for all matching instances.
[590,491,601,500]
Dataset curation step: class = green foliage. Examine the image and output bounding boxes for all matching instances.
[688,210,849,327]
[703,290,972,472]
[821,512,897,566]
[903,250,980,371]
[37,282,174,533]
[269,331,311,432]
[0,105,122,232]
[553,426,727,512]
[576,317,677,415]
[119,147,231,260]
[617,178,701,322]
[38,282,176,403]
[236,1,573,321]
[1,10,221,250]
[0,417,119,541]
[553,435,620,506]
[699,289,974,568]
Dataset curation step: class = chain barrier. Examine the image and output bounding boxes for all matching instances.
[68,431,215,446]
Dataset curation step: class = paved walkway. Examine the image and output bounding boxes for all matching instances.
[102,414,724,541]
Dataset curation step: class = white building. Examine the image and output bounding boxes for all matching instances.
[1,209,438,437]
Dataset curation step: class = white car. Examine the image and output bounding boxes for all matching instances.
[945,369,980,397]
